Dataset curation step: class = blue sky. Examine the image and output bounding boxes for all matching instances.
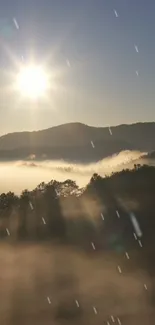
[0,0,155,134]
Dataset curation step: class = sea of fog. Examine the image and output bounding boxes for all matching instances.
[0,150,153,194]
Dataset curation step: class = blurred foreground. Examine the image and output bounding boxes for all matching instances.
[0,243,154,325]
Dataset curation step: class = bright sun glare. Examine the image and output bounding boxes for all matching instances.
[16,65,49,100]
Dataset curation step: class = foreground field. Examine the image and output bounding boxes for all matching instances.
[0,243,154,325]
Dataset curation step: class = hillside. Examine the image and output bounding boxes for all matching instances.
[0,122,155,162]
[1,165,155,324]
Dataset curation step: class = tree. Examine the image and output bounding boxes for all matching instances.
[18,189,30,239]
[44,184,66,241]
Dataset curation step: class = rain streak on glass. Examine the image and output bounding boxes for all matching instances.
[117,265,122,274]
[116,210,120,218]
[133,232,137,240]
[109,127,112,135]
[66,59,71,67]
[93,306,98,315]
[47,297,51,304]
[42,217,46,225]
[75,300,80,307]
[111,315,115,322]
[117,317,122,325]
[91,140,95,148]
[129,212,142,237]
[13,17,19,29]
[6,228,10,236]
[114,9,119,17]
[134,44,139,53]
[125,252,130,259]
[144,284,148,290]
[138,239,143,247]
[91,242,96,250]
[29,201,34,210]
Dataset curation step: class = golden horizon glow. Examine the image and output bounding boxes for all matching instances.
[15,64,49,100]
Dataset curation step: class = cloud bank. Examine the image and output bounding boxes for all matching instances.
[0,150,149,194]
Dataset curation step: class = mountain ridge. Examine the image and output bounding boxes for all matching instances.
[2,121,155,137]
[0,121,155,162]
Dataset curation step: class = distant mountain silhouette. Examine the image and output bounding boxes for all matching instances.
[0,122,155,162]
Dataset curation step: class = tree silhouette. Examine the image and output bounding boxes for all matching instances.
[18,189,30,239]
[1,165,155,286]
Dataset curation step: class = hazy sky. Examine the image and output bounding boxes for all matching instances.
[0,0,155,134]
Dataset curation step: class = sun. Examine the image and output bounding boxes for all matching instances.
[15,64,49,100]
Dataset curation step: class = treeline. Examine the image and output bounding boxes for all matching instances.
[0,164,155,251]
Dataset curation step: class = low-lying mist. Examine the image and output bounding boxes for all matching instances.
[0,150,152,194]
